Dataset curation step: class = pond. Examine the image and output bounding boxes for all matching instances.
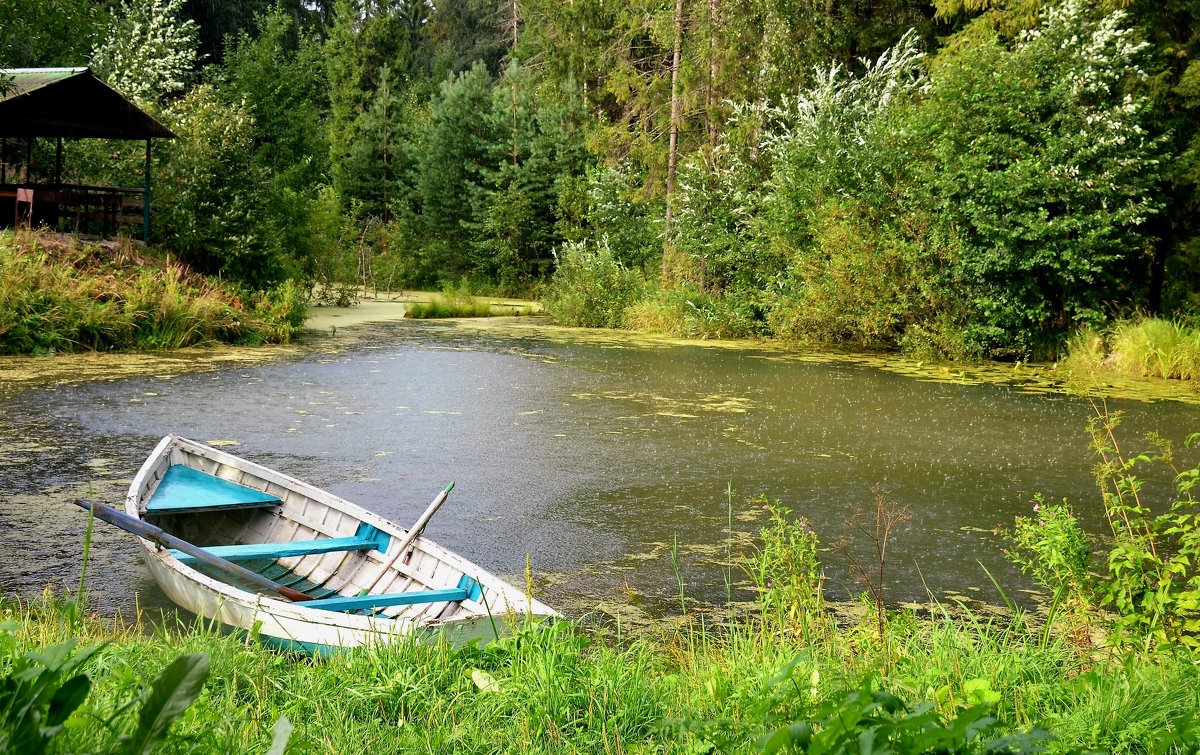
[2,316,1199,623]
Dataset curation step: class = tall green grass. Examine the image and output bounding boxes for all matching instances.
[0,230,306,354]
[404,298,496,319]
[8,589,1198,753]
[1062,317,1200,380]
[404,282,533,319]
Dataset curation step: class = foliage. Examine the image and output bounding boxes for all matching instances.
[0,639,105,754]
[913,1,1164,357]
[748,497,828,643]
[623,285,763,339]
[91,0,199,106]
[340,65,418,223]
[0,0,104,68]
[415,62,497,267]
[566,165,662,273]
[541,240,645,328]
[0,630,212,755]
[0,232,305,354]
[214,9,336,282]
[472,66,593,292]
[668,126,774,295]
[759,679,1051,754]
[155,85,285,288]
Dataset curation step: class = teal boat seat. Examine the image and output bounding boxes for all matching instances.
[302,575,484,613]
[146,465,281,514]
[171,522,392,565]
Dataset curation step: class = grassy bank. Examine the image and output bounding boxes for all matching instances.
[3,585,1199,753]
[0,231,307,355]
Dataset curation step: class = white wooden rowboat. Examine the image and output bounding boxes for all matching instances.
[123,434,557,653]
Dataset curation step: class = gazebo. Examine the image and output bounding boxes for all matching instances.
[0,67,175,242]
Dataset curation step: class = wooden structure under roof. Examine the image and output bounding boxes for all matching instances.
[0,67,175,242]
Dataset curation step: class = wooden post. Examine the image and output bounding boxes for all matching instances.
[143,139,151,243]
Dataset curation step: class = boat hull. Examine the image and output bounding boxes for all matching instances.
[125,435,555,651]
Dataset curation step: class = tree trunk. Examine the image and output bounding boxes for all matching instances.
[663,0,685,279]
[706,0,718,158]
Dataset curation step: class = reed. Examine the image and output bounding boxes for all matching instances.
[403,297,496,319]
[1062,316,1200,380]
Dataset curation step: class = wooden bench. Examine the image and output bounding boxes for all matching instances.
[171,522,392,565]
[302,574,484,612]
[145,465,281,514]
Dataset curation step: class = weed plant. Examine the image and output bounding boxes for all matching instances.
[0,231,306,354]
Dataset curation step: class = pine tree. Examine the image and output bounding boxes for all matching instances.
[415,62,497,275]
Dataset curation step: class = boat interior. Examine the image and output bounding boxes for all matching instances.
[141,459,483,622]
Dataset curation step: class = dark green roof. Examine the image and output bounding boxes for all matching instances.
[0,67,174,140]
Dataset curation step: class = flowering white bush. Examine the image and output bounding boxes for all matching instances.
[91,0,197,105]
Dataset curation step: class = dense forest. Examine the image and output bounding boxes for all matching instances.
[1,0,1197,359]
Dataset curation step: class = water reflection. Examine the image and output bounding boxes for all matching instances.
[2,319,1199,619]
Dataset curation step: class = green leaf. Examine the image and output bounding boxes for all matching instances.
[123,653,210,755]
[470,669,500,693]
[265,715,292,755]
[46,674,90,727]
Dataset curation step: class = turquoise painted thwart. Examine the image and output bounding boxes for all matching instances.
[170,522,392,563]
[146,465,280,513]
[301,575,484,611]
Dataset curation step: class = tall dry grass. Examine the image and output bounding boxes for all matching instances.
[0,230,305,354]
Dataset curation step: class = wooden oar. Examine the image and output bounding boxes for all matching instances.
[363,482,454,593]
[72,499,313,603]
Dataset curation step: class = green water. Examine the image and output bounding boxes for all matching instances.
[2,318,1198,619]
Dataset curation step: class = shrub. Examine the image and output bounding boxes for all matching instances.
[912,1,1164,357]
[623,285,763,339]
[541,240,644,328]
